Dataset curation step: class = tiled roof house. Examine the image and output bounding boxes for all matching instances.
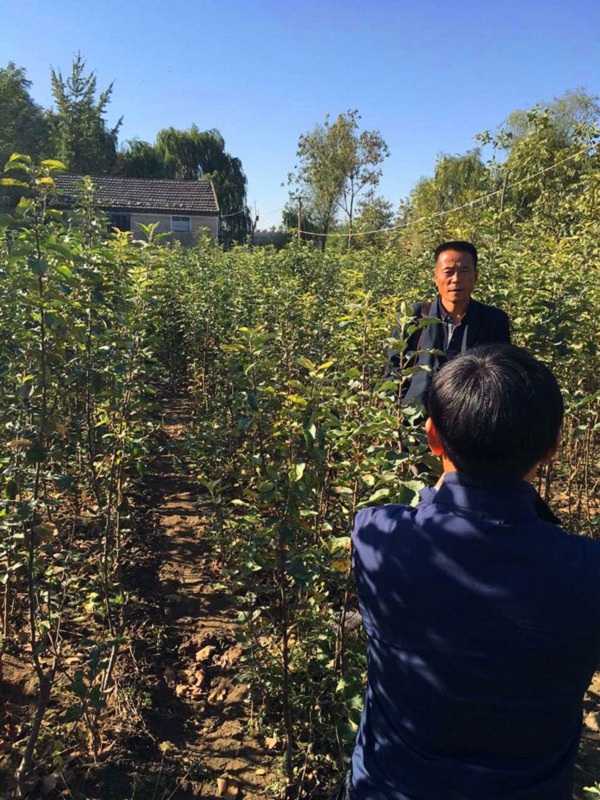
[54,174,220,244]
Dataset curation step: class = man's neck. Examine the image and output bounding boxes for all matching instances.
[439,297,470,323]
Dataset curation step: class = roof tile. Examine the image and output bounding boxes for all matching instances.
[54,174,219,214]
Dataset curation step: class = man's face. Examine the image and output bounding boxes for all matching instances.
[434,249,477,307]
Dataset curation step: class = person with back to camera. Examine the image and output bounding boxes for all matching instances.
[342,344,600,800]
[393,241,511,410]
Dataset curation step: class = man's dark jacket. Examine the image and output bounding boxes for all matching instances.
[398,296,511,407]
[351,472,600,800]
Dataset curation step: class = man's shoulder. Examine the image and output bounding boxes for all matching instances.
[471,298,509,321]
[353,503,417,540]
[469,299,511,342]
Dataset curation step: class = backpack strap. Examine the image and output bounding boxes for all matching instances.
[415,301,432,352]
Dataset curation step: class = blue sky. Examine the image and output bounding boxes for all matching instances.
[5,0,600,227]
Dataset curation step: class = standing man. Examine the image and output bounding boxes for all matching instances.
[397,241,511,409]
[349,345,600,800]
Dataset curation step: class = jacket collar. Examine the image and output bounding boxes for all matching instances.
[423,471,540,525]
[421,296,485,355]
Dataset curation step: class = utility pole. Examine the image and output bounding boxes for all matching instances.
[250,202,259,248]
[291,194,303,241]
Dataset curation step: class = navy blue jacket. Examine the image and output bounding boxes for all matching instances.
[398,297,511,408]
[351,472,600,800]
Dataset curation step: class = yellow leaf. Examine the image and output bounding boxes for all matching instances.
[40,159,66,170]
[7,438,32,448]
[332,559,350,572]
[0,178,28,187]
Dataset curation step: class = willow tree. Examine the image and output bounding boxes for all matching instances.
[118,139,166,179]
[402,149,491,251]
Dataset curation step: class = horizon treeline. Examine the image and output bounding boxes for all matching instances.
[1,53,599,251]
[286,89,600,251]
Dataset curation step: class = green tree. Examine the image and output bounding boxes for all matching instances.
[47,52,122,174]
[118,138,166,178]
[354,195,395,248]
[155,125,226,180]
[502,88,600,147]
[0,62,48,167]
[287,110,389,250]
[402,149,490,250]
[479,90,600,228]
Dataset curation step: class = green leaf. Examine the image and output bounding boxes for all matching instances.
[364,488,390,504]
[54,265,73,279]
[297,356,315,370]
[4,479,18,500]
[289,462,306,482]
[28,256,49,275]
[26,441,47,463]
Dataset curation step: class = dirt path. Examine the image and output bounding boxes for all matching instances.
[128,401,278,799]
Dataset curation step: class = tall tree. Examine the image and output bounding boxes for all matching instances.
[502,88,600,148]
[485,89,600,227]
[155,125,227,180]
[287,110,389,249]
[0,62,48,165]
[48,52,122,174]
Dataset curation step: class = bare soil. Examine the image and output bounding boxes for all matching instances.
[0,398,279,800]
[103,401,281,799]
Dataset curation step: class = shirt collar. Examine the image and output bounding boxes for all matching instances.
[423,471,540,525]
[438,297,471,324]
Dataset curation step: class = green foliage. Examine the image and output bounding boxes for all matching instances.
[47,52,122,174]
[1,91,599,795]
[0,62,49,172]
[0,158,165,788]
[287,110,389,248]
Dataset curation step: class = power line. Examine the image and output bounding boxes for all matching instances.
[217,144,594,236]
[220,208,248,218]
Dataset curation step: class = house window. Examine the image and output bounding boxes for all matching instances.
[172,216,191,232]
[110,213,130,231]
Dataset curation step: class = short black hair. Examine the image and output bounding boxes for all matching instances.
[428,345,563,480]
[434,241,478,270]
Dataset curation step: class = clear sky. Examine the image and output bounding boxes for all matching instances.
[4,0,600,227]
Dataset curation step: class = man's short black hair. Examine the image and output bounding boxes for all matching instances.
[434,241,478,269]
[428,344,563,480]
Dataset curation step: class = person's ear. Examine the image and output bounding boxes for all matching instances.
[425,417,444,456]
